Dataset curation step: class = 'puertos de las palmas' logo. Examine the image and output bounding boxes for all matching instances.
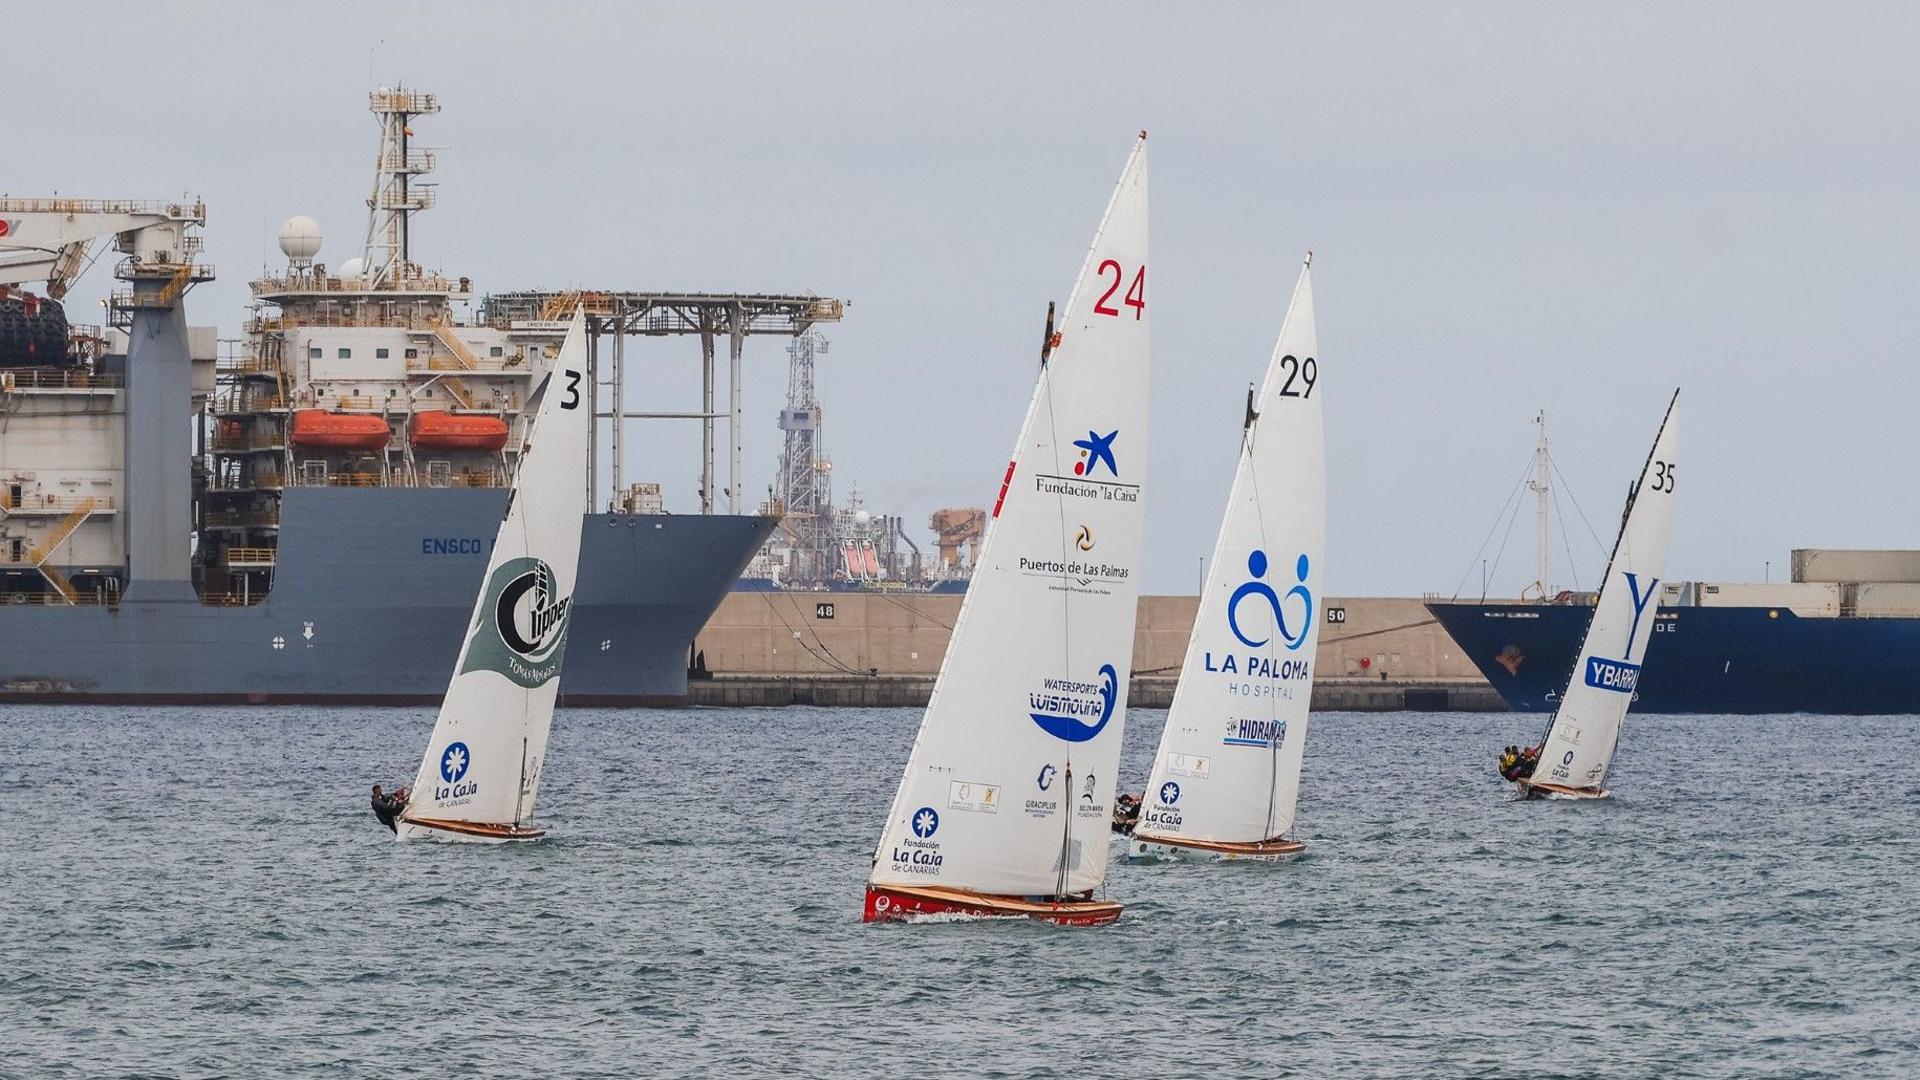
[460,556,574,688]
[1029,663,1119,743]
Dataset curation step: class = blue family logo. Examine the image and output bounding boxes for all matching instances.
[911,806,940,839]
[440,741,471,783]
[1071,429,1120,478]
[1158,780,1181,806]
[1028,664,1119,743]
[1228,550,1313,651]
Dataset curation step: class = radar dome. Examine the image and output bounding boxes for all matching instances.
[277,216,322,267]
[336,256,368,281]
[853,510,872,527]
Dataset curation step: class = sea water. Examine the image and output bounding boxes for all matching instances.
[3,706,1915,1077]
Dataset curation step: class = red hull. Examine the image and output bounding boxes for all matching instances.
[863,884,1122,927]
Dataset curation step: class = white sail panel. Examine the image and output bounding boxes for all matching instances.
[869,136,1150,898]
[1534,395,1680,790]
[1137,262,1322,845]
[403,312,592,830]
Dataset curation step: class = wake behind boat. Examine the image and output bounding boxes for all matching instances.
[1129,256,1322,864]
[374,309,593,843]
[863,133,1150,926]
[1506,390,1681,801]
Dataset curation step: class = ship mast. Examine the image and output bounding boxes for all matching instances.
[362,87,439,288]
[1527,410,1550,601]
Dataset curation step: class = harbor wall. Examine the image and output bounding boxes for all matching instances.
[688,593,1502,710]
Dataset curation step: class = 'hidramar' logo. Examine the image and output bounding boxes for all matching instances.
[460,556,574,687]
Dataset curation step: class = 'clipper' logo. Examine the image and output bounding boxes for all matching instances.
[460,556,574,687]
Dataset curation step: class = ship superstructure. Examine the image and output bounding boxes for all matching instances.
[0,86,843,704]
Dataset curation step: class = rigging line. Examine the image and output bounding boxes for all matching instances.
[1550,476,1582,592]
[1485,477,1529,601]
[1322,617,1444,646]
[875,589,954,632]
[1547,452,1610,560]
[770,592,866,676]
[1448,450,1536,600]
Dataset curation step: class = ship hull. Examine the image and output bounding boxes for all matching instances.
[0,489,774,705]
[1428,600,1920,714]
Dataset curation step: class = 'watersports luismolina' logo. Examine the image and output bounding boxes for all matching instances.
[459,556,574,687]
[1028,663,1119,743]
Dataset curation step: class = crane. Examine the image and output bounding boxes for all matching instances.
[0,197,206,299]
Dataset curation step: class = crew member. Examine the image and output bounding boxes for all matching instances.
[371,784,408,834]
[1111,792,1142,835]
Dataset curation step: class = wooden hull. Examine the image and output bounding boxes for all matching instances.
[1126,831,1306,863]
[863,884,1122,927]
[1516,780,1611,801]
[397,816,548,844]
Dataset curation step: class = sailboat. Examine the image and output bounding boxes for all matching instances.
[863,133,1150,926]
[1510,390,1680,800]
[391,309,592,842]
[1130,257,1322,863]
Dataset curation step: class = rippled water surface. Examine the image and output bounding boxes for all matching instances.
[3,705,1916,1077]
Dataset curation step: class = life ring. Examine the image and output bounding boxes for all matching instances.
[9,592,26,604]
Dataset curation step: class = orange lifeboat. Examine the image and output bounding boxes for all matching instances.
[411,410,510,452]
[290,410,391,451]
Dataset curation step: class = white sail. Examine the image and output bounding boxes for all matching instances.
[1137,261,1322,845]
[1533,392,1680,791]
[400,310,592,835]
[868,135,1150,898]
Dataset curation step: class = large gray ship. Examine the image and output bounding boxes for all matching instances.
[0,88,836,704]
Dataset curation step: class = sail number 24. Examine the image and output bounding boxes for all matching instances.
[1093,261,1146,319]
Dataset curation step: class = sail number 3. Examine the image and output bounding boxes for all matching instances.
[1093,260,1146,319]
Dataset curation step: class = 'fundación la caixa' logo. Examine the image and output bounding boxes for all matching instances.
[460,556,574,688]
[1584,572,1658,694]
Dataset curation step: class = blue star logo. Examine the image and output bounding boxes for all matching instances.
[1072,430,1119,478]
[440,741,471,784]
[911,806,940,839]
[1159,780,1181,806]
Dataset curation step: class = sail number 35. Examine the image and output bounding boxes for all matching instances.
[1650,460,1675,493]
[1093,260,1146,319]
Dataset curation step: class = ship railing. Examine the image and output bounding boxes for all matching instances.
[406,356,530,373]
[203,510,281,528]
[1,370,123,391]
[0,493,117,514]
[210,434,285,451]
[0,196,205,221]
[216,355,287,376]
[248,271,461,302]
[0,590,120,607]
[223,547,277,567]
[198,591,267,608]
[324,473,386,488]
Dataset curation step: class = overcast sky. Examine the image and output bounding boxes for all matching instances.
[19,2,1919,595]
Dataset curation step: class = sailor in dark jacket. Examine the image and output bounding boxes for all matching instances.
[370,784,408,833]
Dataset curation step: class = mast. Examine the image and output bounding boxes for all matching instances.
[1527,410,1550,601]
[363,86,439,288]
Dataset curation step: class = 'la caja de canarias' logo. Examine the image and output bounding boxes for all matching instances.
[1228,550,1313,651]
[460,556,574,687]
[1029,663,1119,743]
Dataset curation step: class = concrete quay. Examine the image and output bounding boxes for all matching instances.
[688,592,1505,711]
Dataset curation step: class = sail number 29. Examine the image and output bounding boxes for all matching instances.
[1093,260,1146,319]
[1650,460,1675,493]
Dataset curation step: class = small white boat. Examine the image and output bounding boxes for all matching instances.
[1510,391,1680,801]
[864,133,1150,926]
[1130,257,1322,864]
[388,309,592,843]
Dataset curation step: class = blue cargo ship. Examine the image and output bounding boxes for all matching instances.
[1429,558,1920,714]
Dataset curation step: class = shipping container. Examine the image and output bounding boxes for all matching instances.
[1697,581,1841,616]
[1790,548,1920,584]
[1856,582,1920,617]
